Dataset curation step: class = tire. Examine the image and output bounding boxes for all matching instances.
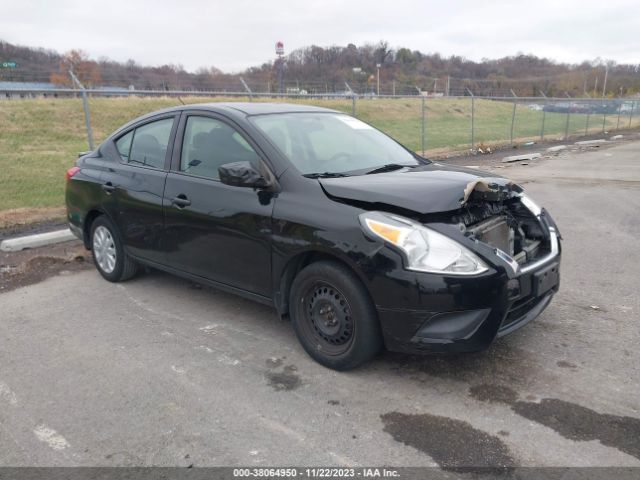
[289,260,382,370]
[90,215,138,282]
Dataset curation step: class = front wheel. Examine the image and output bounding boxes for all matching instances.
[90,215,138,282]
[289,260,382,370]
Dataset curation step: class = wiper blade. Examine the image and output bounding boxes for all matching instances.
[303,172,349,178]
[365,163,416,175]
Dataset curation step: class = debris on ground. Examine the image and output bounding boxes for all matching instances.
[502,153,542,163]
[575,139,609,147]
[475,143,493,155]
[547,145,568,153]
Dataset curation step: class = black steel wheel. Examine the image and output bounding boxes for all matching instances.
[290,260,382,370]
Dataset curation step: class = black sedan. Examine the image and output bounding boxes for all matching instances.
[66,103,561,370]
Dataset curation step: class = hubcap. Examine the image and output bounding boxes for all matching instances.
[93,225,116,274]
[307,284,353,347]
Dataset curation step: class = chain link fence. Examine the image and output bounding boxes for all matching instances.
[0,89,638,226]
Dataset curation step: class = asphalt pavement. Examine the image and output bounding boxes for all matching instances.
[0,140,639,469]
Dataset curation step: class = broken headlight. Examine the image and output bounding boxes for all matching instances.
[520,193,542,216]
[360,211,488,275]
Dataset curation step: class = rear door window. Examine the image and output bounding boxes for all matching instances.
[128,118,174,169]
[115,130,133,161]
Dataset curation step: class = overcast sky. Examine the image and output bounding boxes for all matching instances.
[1,0,638,72]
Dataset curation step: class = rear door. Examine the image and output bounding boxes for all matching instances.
[101,114,178,263]
[161,112,275,297]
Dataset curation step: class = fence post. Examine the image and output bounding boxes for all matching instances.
[539,90,547,141]
[466,88,475,151]
[421,96,426,154]
[69,69,94,151]
[601,98,607,133]
[564,93,571,140]
[629,101,636,129]
[240,77,253,102]
[616,100,622,130]
[509,89,517,146]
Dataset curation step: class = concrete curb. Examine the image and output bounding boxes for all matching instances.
[546,145,568,153]
[502,153,541,163]
[575,139,609,146]
[0,229,77,252]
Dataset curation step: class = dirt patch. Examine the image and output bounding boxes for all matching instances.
[265,364,301,391]
[468,384,518,404]
[265,357,284,369]
[382,338,556,389]
[0,207,66,231]
[556,360,578,369]
[470,384,640,460]
[0,241,91,293]
[381,411,516,469]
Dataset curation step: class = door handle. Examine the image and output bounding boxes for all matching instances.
[171,194,191,208]
[101,182,115,194]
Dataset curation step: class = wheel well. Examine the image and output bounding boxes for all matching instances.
[83,210,103,249]
[276,251,370,317]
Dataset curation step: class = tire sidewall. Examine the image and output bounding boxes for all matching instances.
[290,261,381,370]
[90,216,126,282]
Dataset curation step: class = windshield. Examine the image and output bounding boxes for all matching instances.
[250,113,422,175]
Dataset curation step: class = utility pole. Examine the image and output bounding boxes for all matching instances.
[446,76,450,96]
[602,63,609,98]
[376,64,381,96]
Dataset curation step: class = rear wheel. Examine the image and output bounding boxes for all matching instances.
[90,216,138,282]
[289,260,382,370]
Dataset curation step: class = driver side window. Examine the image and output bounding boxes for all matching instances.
[180,116,261,180]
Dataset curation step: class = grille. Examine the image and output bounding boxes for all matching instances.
[501,294,544,331]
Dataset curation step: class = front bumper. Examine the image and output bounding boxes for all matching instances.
[368,233,561,355]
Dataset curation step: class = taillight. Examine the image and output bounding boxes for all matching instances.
[66,166,81,181]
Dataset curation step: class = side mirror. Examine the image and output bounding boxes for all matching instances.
[218,161,269,188]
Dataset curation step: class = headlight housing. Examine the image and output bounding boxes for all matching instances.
[520,193,542,216]
[360,212,488,275]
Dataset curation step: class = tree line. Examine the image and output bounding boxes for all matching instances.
[1,39,639,97]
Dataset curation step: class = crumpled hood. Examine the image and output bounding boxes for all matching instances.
[318,163,520,214]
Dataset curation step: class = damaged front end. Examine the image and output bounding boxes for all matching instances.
[354,175,561,353]
[452,178,560,274]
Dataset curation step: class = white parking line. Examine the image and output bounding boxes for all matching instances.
[0,381,18,405]
[33,424,70,451]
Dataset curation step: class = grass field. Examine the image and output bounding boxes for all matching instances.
[1,95,638,223]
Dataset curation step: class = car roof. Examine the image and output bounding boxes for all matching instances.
[109,102,340,140]
[187,102,339,116]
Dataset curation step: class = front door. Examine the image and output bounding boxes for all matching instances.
[162,114,275,297]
